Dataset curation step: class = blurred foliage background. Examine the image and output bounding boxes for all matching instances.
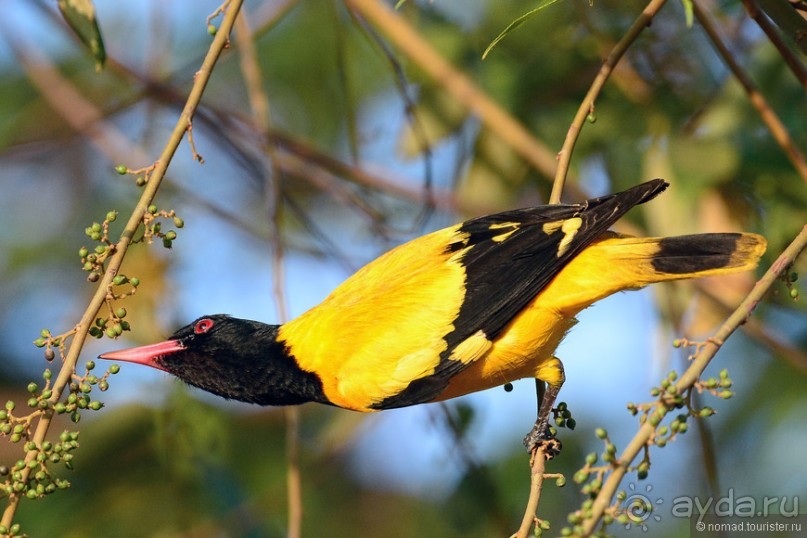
[0,0,805,536]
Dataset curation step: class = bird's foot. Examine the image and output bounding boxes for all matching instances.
[523,423,562,460]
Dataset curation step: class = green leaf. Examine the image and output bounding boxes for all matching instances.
[57,0,106,72]
[483,0,566,60]
[679,0,694,28]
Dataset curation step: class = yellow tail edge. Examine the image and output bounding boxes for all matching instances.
[546,232,767,315]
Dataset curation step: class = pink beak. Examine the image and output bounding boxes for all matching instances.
[98,340,184,372]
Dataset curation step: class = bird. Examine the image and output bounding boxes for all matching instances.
[99,179,766,452]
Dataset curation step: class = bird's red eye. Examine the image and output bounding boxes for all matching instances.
[194,318,215,334]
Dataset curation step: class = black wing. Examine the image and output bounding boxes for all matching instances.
[373,179,668,409]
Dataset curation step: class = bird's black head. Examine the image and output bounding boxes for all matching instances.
[99,314,327,406]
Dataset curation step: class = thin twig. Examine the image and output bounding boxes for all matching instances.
[344,0,563,186]
[580,225,807,535]
[693,1,807,185]
[513,449,549,538]
[550,0,669,203]
[0,0,245,530]
[742,0,807,88]
[233,10,302,538]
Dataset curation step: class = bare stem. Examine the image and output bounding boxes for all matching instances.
[550,0,669,203]
[580,224,807,536]
[742,0,807,88]
[512,449,549,538]
[0,0,244,529]
[345,0,562,184]
[693,1,807,184]
[233,10,302,537]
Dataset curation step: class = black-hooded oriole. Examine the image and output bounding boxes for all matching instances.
[100,179,766,450]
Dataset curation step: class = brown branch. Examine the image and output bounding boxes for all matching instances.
[233,10,302,538]
[580,224,807,536]
[743,0,807,88]
[512,449,549,538]
[693,1,807,184]
[0,0,245,529]
[344,0,563,187]
[550,0,670,203]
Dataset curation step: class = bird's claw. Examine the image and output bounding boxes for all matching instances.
[523,425,562,460]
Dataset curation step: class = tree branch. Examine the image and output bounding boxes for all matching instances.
[694,1,807,184]
[580,224,807,536]
[550,0,669,203]
[0,0,245,529]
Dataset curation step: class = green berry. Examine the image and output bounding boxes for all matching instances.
[585,452,597,465]
[207,24,217,35]
[6,400,15,411]
[790,288,799,299]
[27,383,38,394]
[89,401,103,411]
[86,360,96,371]
[115,308,127,319]
[91,222,102,233]
[98,380,109,391]
[106,211,118,222]
[566,418,576,430]
[165,230,177,241]
[90,232,102,241]
[719,368,729,379]
[699,407,715,417]
[120,320,130,331]
[173,216,185,228]
[112,275,127,286]
[33,338,46,348]
[54,403,66,414]
[555,475,566,487]
[135,176,146,186]
[573,470,589,483]
[595,428,607,439]
[109,364,120,374]
[94,245,106,254]
[719,390,734,399]
[148,204,158,214]
[130,277,140,287]
[162,238,173,249]
[0,410,6,421]
[82,262,94,271]
[672,339,682,348]
[88,326,102,338]
[27,397,38,408]
[115,164,128,175]
[41,389,52,399]
[105,327,117,338]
